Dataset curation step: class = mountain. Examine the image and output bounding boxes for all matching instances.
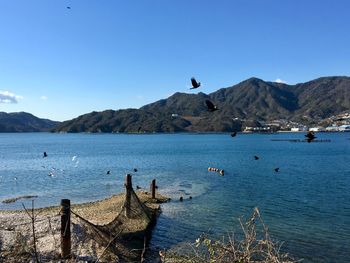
[0,112,60,132]
[52,76,350,133]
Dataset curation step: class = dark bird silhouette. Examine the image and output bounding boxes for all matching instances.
[106,170,110,175]
[43,152,48,158]
[190,77,201,89]
[231,132,237,137]
[205,100,219,112]
[134,168,138,172]
[138,126,142,133]
[305,131,316,143]
[66,6,71,9]
[274,168,280,172]
[254,155,259,160]
[136,185,141,189]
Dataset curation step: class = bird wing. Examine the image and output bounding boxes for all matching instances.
[191,78,198,87]
[205,100,215,109]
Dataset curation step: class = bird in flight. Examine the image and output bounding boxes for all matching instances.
[205,100,219,112]
[190,77,201,89]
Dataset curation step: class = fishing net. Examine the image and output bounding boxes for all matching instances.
[71,175,154,260]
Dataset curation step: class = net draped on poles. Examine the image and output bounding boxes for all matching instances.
[71,174,153,253]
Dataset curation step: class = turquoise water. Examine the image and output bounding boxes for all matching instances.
[0,133,349,262]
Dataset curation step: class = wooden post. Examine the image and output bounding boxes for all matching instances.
[125,174,132,218]
[61,199,71,259]
[151,179,156,199]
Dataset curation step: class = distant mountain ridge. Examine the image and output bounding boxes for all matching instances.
[52,76,350,133]
[0,112,59,132]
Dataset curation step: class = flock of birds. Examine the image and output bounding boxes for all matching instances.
[10,77,319,198]
[189,77,319,175]
[35,77,318,182]
[42,151,141,182]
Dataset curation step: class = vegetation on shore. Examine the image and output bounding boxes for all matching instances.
[164,208,298,263]
[0,192,299,263]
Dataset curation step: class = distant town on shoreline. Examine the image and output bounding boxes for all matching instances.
[241,111,350,133]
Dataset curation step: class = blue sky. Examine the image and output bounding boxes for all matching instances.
[0,0,349,121]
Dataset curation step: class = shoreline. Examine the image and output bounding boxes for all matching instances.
[0,190,170,262]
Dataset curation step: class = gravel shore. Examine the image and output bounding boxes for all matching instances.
[0,191,169,262]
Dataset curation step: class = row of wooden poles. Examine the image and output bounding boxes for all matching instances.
[61,174,157,259]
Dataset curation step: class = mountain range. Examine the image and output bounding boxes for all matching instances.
[0,112,59,132]
[1,76,349,133]
[51,76,350,133]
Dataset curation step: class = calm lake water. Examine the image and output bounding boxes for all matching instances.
[0,133,349,262]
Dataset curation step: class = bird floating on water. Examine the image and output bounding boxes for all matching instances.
[231,132,237,137]
[133,168,138,172]
[254,155,259,160]
[305,131,316,143]
[106,170,111,175]
[274,168,280,173]
[43,152,48,158]
[190,77,201,89]
[208,167,225,176]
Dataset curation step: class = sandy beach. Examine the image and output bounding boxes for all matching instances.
[0,191,169,263]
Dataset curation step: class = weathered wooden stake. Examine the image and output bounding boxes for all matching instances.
[125,174,133,218]
[61,199,71,259]
[151,179,156,199]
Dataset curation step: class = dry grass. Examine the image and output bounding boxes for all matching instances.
[163,208,300,263]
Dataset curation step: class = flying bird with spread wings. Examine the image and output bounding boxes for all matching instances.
[205,100,219,112]
[190,77,201,89]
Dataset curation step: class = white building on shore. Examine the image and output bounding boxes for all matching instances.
[290,126,308,132]
[326,126,340,132]
[309,127,325,132]
[339,125,350,131]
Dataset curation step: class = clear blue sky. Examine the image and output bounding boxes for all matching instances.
[0,0,349,121]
